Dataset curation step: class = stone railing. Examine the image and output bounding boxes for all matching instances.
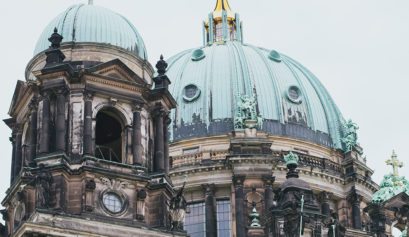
[170,149,343,176]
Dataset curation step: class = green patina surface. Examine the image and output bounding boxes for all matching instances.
[372,151,409,203]
[401,227,407,237]
[34,4,147,60]
[284,152,299,166]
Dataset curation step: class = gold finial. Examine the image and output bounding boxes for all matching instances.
[213,0,235,21]
[386,150,404,177]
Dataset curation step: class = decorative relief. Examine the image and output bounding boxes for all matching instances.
[234,94,262,129]
[99,177,130,191]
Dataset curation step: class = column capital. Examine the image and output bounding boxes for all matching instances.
[39,89,52,100]
[29,97,39,111]
[233,175,246,187]
[262,175,275,185]
[202,183,216,196]
[83,91,94,101]
[319,191,333,203]
[347,187,363,204]
[54,86,68,96]
[132,102,145,112]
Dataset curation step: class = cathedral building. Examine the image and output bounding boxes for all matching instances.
[0,0,407,237]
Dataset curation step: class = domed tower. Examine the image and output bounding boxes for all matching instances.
[2,2,184,237]
[166,0,380,236]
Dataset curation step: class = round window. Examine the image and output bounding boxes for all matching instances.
[183,84,201,102]
[102,192,124,214]
[287,86,302,104]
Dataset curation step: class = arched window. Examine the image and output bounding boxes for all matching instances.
[95,109,124,163]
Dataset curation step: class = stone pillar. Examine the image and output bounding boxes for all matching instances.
[348,187,362,230]
[83,92,94,156]
[9,134,16,184]
[14,126,23,178]
[55,89,66,152]
[153,108,165,172]
[234,175,246,237]
[263,175,275,236]
[319,191,331,217]
[365,203,387,237]
[163,113,171,174]
[132,104,143,165]
[39,91,50,154]
[203,184,217,237]
[28,98,38,165]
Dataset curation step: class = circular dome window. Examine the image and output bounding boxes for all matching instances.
[183,84,201,102]
[102,192,124,214]
[287,86,302,104]
[191,49,206,61]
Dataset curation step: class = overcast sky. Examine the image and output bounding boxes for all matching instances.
[0,0,408,232]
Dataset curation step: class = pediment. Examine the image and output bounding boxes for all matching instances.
[86,59,146,85]
[8,80,30,116]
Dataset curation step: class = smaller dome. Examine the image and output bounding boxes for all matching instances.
[34,4,147,60]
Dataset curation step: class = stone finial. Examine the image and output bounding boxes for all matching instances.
[284,152,299,179]
[156,55,168,76]
[48,27,63,50]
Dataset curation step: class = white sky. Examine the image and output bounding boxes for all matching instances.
[0,0,408,233]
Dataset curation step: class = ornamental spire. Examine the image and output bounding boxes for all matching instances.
[386,150,404,177]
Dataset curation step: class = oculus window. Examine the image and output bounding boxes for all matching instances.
[102,192,124,214]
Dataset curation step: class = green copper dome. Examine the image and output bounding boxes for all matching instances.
[166,1,349,150]
[34,4,147,60]
[167,41,346,149]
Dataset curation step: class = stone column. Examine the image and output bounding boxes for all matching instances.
[14,126,23,178]
[28,98,38,165]
[9,134,16,184]
[263,175,275,236]
[319,191,331,217]
[55,89,66,152]
[348,187,362,230]
[83,92,94,156]
[234,175,246,237]
[132,104,143,165]
[163,113,171,174]
[203,184,217,237]
[153,107,165,172]
[39,91,50,154]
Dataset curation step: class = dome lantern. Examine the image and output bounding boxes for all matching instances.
[204,0,243,45]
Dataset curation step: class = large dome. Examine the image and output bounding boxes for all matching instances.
[34,4,147,60]
[167,41,346,150]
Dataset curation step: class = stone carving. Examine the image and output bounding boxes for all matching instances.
[342,119,359,152]
[169,182,187,231]
[99,177,130,190]
[234,94,262,129]
[35,169,53,208]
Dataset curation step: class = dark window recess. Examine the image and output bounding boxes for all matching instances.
[95,111,122,162]
[345,166,355,175]
[288,87,300,100]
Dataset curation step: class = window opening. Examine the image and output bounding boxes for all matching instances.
[184,202,206,237]
[217,200,232,237]
[95,110,122,162]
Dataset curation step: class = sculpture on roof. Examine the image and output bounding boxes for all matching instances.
[372,151,409,203]
[234,94,262,129]
[342,119,359,152]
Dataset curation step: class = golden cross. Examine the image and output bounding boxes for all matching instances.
[386,150,404,177]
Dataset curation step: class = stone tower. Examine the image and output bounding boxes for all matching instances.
[1,3,184,237]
